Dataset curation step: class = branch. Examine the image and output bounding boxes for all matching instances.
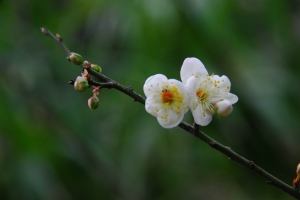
[41,27,300,199]
[40,27,71,56]
[69,79,116,89]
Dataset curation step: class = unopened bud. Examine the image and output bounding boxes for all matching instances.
[74,76,89,92]
[68,52,84,65]
[91,64,102,73]
[214,99,233,118]
[88,95,100,111]
[297,163,300,177]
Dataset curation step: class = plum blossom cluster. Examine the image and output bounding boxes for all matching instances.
[143,57,238,128]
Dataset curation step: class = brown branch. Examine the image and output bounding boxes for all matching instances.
[41,26,300,199]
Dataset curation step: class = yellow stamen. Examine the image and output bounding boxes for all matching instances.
[196,89,214,113]
[160,86,183,113]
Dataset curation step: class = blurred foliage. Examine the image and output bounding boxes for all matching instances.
[1,0,300,199]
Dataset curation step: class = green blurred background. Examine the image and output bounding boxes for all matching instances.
[1,0,300,199]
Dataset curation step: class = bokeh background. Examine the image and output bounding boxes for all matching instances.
[1,0,300,199]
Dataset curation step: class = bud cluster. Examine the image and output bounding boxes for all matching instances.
[69,52,103,111]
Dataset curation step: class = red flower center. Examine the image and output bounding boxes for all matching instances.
[162,91,173,104]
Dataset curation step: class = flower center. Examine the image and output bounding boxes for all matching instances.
[160,86,183,114]
[161,89,173,104]
[196,89,214,113]
[196,90,206,101]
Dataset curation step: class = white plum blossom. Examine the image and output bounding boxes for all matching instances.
[180,57,238,126]
[143,74,190,128]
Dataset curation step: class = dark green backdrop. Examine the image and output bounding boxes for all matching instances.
[1,0,300,199]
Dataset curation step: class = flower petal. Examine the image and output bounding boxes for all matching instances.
[208,75,231,103]
[180,57,208,84]
[185,76,199,97]
[143,74,167,97]
[192,105,213,126]
[145,97,163,117]
[226,93,238,104]
[185,76,202,110]
[213,75,231,92]
[157,108,184,128]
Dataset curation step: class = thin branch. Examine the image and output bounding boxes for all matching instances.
[69,79,119,90]
[40,27,71,56]
[178,122,300,198]
[86,68,145,104]
[41,27,300,199]
[88,80,116,89]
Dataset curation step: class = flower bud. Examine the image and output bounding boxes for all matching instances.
[297,163,300,177]
[68,52,84,65]
[74,76,89,92]
[91,64,102,73]
[214,99,233,118]
[88,95,100,111]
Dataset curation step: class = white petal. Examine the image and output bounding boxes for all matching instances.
[189,98,199,111]
[144,75,155,86]
[156,107,167,117]
[145,98,163,117]
[226,93,238,104]
[213,75,231,91]
[143,74,167,97]
[185,76,199,97]
[180,57,208,84]
[192,105,213,126]
[157,108,184,128]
